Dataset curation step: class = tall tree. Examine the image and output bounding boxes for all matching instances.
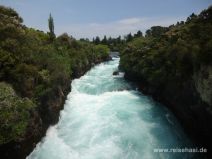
[94,36,100,44]
[117,36,121,43]
[126,33,133,42]
[48,13,55,40]
[134,30,143,38]
[102,35,107,44]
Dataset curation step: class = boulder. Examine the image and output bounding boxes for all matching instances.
[113,71,119,76]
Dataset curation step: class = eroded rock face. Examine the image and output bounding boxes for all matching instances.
[39,85,70,128]
[194,65,212,108]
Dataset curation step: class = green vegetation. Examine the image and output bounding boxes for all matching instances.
[90,30,144,52]
[1,3,211,151]
[0,82,35,144]
[118,7,212,149]
[119,6,212,90]
[48,13,55,41]
[91,30,143,51]
[0,5,109,144]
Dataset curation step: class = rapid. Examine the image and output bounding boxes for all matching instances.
[27,58,194,159]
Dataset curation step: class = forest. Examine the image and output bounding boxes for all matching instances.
[0,5,109,157]
[0,3,212,159]
[119,6,212,150]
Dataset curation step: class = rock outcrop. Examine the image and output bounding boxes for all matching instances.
[113,71,119,75]
[194,65,212,107]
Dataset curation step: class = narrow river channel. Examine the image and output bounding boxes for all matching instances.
[27,58,194,159]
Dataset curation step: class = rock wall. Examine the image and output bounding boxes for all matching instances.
[194,65,212,107]
[124,65,212,152]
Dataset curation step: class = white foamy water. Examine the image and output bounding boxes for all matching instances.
[27,58,194,159]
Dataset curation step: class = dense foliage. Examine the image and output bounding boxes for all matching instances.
[119,7,212,150]
[0,82,35,144]
[120,6,212,89]
[0,5,109,144]
[91,30,143,51]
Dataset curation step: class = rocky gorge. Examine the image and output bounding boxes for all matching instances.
[119,6,212,157]
[0,57,111,159]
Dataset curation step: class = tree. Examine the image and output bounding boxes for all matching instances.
[94,36,100,44]
[145,26,168,38]
[48,13,55,40]
[126,33,133,42]
[117,36,121,43]
[134,30,143,38]
[145,29,151,37]
[102,35,107,44]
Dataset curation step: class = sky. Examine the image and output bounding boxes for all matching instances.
[0,0,211,39]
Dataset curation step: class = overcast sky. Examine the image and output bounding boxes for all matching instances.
[0,0,211,39]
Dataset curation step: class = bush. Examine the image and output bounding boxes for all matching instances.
[0,82,35,144]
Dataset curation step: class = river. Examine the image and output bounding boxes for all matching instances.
[27,58,194,159]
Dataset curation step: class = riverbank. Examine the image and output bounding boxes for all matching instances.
[0,57,111,159]
[0,5,111,159]
[119,6,212,157]
[124,71,211,154]
[27,58,195,159]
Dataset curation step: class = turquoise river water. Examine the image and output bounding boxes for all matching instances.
[27,58,195,159]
